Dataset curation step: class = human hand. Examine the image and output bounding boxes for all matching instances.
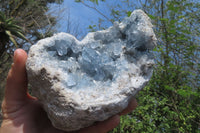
[0,49,137,133]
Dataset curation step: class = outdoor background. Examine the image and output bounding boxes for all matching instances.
[0,0,199,132]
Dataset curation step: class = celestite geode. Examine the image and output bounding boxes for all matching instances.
[26,10,157,131]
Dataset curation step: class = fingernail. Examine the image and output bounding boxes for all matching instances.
[14,49,20,64]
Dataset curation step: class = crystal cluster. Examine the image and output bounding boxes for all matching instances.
[26,10,157,131]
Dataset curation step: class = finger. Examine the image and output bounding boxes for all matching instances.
[4,49,28,102]
[79,115,120,133]
[119,98,137,116]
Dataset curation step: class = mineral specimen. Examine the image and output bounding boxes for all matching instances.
[26,9,157,131]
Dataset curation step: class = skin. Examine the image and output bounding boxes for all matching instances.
[0,49,137,133]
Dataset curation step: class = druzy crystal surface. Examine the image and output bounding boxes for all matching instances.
[26,10,157,131]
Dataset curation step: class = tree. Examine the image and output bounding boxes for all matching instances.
[0,11,30,58]
[0,0,63,43]
[134,1,200,132]
[76,0,200,132]
[0,11,31,100]
[0,0,63,102]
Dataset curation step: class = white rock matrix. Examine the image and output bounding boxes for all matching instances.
[26,9,157,131]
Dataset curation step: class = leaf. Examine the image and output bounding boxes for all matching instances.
[89,0,98,4]
[5,30,18,48]
[95,0,98,5]
[74,0,81,2]
[14,31,33,45]
[169,29,176,34]
[148,14,156,19]
[160,18,169,22]
[177,89,189,97]
[127,11,132,17]
[164,85,175,91]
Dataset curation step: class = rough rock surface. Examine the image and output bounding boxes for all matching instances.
[26,9,157,131]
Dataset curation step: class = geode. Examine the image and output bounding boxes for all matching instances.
[26,9,157,131]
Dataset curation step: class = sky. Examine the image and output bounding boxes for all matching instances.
[49,0,140,39]
[50,1,112,38]
[22,0,139,50]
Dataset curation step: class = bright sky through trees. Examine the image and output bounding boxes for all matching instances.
[50,0,140,37]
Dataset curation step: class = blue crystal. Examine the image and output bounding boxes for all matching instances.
[67,74,77,87]
[55,40,69,56]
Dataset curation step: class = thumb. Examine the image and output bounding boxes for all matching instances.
[4,49,28,104]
